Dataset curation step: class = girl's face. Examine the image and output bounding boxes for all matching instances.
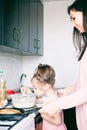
[31,78,45,98]
[70,10,85,33]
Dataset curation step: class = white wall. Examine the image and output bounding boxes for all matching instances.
[23,0,79,88]
[0,52,23,89]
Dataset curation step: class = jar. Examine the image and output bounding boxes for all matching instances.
[0,71,7,100]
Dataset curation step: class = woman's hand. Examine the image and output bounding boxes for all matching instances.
[57,84,77,97]
[57,88,67,97]
[57,87,72,97]
[41,113,53,120]
[39,100,59,115]
[41,112,61,125]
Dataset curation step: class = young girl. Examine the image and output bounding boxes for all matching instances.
[31,64,67,130]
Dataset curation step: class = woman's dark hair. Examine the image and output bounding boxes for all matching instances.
[67,0,87,60]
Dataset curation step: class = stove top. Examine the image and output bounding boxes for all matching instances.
[0,101,39,130]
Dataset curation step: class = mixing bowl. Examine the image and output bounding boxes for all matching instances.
[12,93,36,108]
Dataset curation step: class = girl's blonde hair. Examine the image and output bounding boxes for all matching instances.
[31,64,56,86]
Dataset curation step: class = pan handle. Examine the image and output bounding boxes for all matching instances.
[25,107,41,115]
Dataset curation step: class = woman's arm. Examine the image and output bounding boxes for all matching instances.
[57,83,77,97]
[39,87,87,114]
[41,112,61,125]
[39,46,87,115]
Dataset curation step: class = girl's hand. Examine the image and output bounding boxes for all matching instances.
[21,86,32,94]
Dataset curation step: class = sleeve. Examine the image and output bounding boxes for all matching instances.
[58,87,87,109]
[58,51,87,109]
[39,52,87,114]
[64,82,78,95]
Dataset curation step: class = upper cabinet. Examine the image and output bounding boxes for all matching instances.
[3,0,19,49]
[0,1,1,44]
[38,2,43,55]
[29,0,43,55]
[3,0,29,52]
[0,0,43,56]
[0,0,3,45]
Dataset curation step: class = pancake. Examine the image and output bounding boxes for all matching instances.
[0,108,21,114]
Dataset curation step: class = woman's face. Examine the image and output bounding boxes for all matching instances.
[70,10,85,33]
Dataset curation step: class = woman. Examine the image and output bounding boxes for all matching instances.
[39,0,87,130]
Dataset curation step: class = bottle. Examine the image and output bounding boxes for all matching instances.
[0,70,7,100]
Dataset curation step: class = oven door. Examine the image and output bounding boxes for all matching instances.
[11,113,35,130]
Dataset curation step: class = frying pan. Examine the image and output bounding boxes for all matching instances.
[0,108,27,121]
[0,107,40,121]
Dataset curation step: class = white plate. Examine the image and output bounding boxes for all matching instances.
[0,100,8,109]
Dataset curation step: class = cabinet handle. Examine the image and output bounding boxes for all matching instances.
[37,40,41,49]
[13,27,19,42]
[13,28,23,43]
[18,30,23,43]
[34,39,37,48]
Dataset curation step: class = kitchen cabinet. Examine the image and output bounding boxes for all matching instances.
[0,1,1,43]
[29,0,43,55]
[3,0,29,52]
[0,0,43,55]
[38,2,43,55]
[0,0,2,45]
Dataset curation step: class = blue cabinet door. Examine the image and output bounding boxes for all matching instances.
[3,0,19,49]
[29,0,43,55]
[0,0,3,45]
[37,2,43,55]
[29,1,38,54]
[0,0,1,45]
[17,0,29,52]
[0,0,43,55]
[3,0,29,52]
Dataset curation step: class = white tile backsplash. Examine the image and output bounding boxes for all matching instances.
[0,52,23,89]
